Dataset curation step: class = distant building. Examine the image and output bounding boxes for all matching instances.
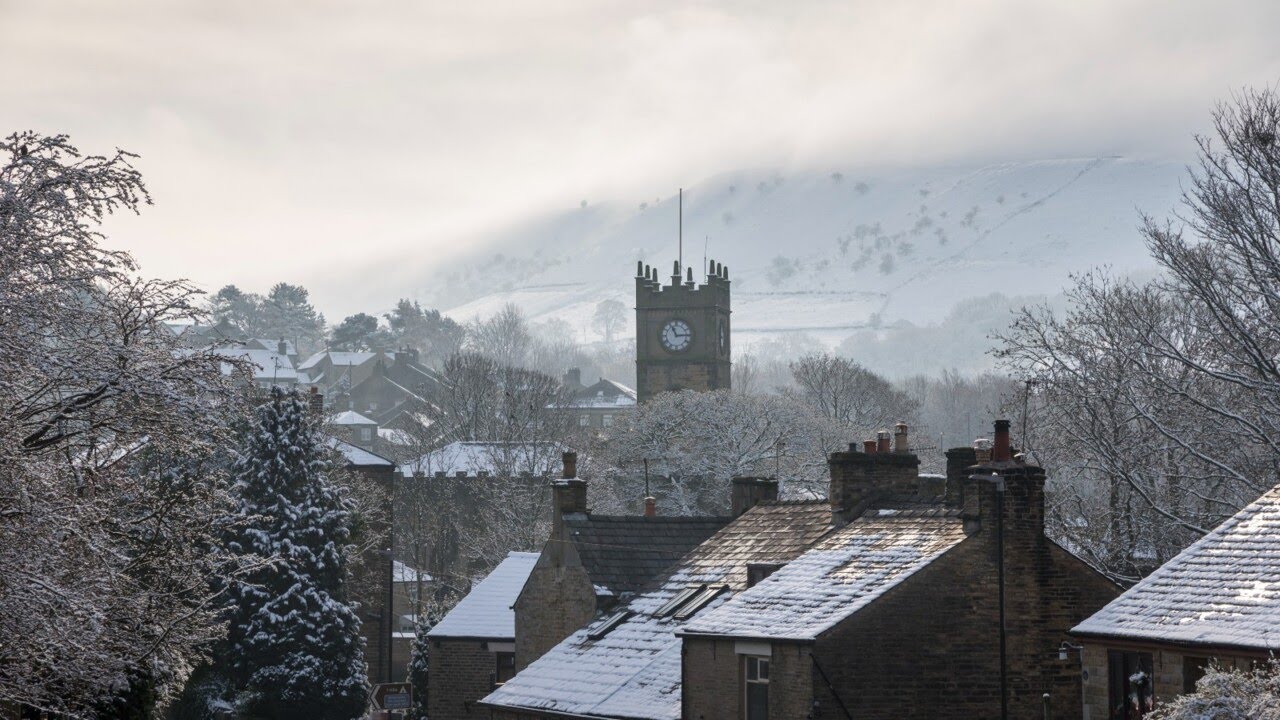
[297,348,444,428]
[1071,482,1280,719]
[556,367,637,430]
[427,551,539,720]
[391,560,432,679]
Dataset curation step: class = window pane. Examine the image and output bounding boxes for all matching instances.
[745,657,757,681]
[758,659,769,681]
[746,683,768,720]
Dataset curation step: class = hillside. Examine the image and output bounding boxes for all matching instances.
[433,157,1183,376]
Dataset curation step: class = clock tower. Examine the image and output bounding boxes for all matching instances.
[634,258,731,402]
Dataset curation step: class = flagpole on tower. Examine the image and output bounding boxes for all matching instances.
[678,187,683,274]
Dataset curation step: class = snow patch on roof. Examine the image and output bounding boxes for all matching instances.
[401,440,562,477]
[429,552,539,640]
[393,560,432,584]
[325,436,394,468]
[331,410,376,426]
[681,513,967,640]
[1073,484,1280,651]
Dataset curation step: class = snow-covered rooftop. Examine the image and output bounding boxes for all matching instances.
[482,500,834,719]
[393,560,432,584]
[325,436,395,468]
[429,552,539,640]
[331,410,377,426]
[297,350,380,371]
[1072,484,1280,651]
[401,440,562,478]
[216,346,298,382]
[680,510,966,641]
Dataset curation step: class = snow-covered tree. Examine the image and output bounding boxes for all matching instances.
[260,282,326,355]
[223,387,369,719]
[0,131,252,715]
[996,88,1280,583]
[329,312,390,351]
[594,389,844,514]
[789,353,919,432]
[1148,660,1280,720]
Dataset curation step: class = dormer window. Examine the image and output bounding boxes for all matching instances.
[747,563,783,588]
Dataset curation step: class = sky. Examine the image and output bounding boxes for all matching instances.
[2,0,1279,319]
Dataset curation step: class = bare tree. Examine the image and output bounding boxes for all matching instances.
[592,299,628,343]
[594,390,844,514]
[789,353,919,434]
[0,132,251,714]
[996,88,1280,583]
[465,303,532,368]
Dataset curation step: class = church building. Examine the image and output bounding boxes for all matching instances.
[633,259,732,402]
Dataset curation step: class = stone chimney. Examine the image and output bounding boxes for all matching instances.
[277,338,288,356]
[731,476,779,517]
[962,420,1047,543]
[549,452,587,562]
[564,367,583,388]
[307,386,324,415]
[945,446,978,507]
[827,433,920,526]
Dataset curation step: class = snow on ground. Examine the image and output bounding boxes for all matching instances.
[438,158,1181,354]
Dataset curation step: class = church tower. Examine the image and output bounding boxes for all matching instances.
[634,258,731,403]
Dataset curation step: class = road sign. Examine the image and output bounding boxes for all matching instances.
[372,682,413,711]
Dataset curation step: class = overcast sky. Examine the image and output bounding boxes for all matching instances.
[3,0,1278,316]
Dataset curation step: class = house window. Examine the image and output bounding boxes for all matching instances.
[602,414,614,427]
[1108,650,1154,719]
[495,651,516,686]
[1182,656,1210,694]
[743,655,769,720]
[579,414,590,427]
[359,427,373,442]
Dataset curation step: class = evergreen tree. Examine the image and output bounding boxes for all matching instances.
[260,282,326,355]
[223,387,369,719]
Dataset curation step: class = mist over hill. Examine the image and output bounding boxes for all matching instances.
[424,157,1181,378]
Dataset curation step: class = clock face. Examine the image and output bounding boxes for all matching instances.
[660,319,693,352]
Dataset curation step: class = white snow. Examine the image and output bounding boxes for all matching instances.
[325,437,394,468]
[400,440,562,478]
[428,552,539,640]
[680,514,966,640]
[439,159,1182,361]
[330,410,376,426]
[1073,484,1280,651]
[393,560,432,585]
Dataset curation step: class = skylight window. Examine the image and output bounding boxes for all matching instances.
[673,585,728,621]
[655,584,705,618]
[587,609,632,640]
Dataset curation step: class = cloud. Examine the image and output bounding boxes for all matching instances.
[1,0,1277,317]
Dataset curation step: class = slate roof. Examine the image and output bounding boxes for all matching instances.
[680,508,967,641]
[1072,484,1280,652]
[564,514,732,596]
[430,552,540,640]
[326,436,395,468]
[482,500,835,719]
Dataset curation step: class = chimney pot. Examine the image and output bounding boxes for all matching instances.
[562,451,577,479]
[992,419,1012,462]
[644,496,657,517]
[893,422,909,453]
[876,430,891,453]
[863,439,877,454]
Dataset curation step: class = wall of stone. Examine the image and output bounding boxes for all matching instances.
[681,638,814,720]
[428,639,497,720]
[513,560,595,671]
[1079,642,1266,720]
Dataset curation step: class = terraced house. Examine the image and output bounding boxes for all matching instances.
[482,422,1119,720]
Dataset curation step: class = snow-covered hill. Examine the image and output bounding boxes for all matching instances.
[433,157,1182,361]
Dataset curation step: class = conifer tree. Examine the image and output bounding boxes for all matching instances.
[223,387,369,719]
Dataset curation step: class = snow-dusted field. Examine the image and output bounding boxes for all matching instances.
[438,157,1181,352]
